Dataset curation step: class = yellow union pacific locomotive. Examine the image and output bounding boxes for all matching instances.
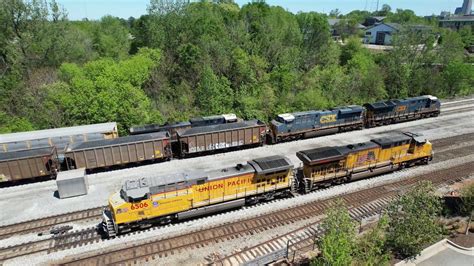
[103,132,432,237]
[102,156,294,237]
[296,132,432,192]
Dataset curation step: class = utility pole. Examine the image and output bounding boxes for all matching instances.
[376,0,379,11]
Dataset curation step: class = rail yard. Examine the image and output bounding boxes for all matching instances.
[0,97,473,265]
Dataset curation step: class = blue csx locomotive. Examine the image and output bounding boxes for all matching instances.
[268,95,440,143]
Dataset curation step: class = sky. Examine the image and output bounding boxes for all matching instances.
[56,0,461,21]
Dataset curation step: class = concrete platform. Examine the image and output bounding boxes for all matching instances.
[396,238,473,266]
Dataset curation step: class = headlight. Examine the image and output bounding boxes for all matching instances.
[116,208,128,214]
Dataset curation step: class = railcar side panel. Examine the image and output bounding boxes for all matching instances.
[177,121,266,156]
[0,147,57,182]
[65,135,171,170]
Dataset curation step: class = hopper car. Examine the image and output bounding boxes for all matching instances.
[176,119,267,157]
[0,147,58,182]
[64,132,172,171]
[102,131,433,237]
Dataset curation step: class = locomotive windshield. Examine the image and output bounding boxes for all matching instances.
[277,114,295,124]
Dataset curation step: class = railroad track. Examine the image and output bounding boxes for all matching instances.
[210,197,391,265]
[0,228,101,262]
[59,162,474,265]
[0,207,103,241]
[440,106,474,116]
[441,97,474,107]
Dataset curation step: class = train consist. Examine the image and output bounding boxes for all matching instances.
[0,95,440,183]
[102,131,433,237]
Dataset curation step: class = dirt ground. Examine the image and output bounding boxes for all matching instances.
[449,233,474,248]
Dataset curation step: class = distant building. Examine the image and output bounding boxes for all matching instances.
[439,16,474,30]
[328,18,341,36]
[364,23,434,45]
[425,12,451,21]
[327,18,366,37]
[363,16,386,27]
[454,0,472,15]
[364,23,402,45]
[440,11,452,18]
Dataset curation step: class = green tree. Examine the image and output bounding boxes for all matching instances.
[460,183,474,216]
[386,181,443,259]
[441,61,474,97]
[333,18,362,41]
[296,12,332,69]
[196,66,234,115]
[382,27,437,98]
[346,52,387,103]
[148,0,188,16]
[93,16,131,59]
[438,30,465,66]
[340,37,364,65]
[354,215,390,266]
[386,9,423,24]
[241,3,303,68]
[379,4,392,16]
[0,111,34,133]
[329,9,341,18]
[47,48,162,134]
[344,10,371,24]
[312,200,356,266]
[458,26,474,49]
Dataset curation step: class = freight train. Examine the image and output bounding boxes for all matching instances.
[0,95,440,183]
[102,131,433,237]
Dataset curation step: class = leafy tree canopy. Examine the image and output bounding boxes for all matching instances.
[44,48,162,134]
[312,200,357,266]
[386,181,443,259]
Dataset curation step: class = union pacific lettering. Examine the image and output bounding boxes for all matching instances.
[197,183,224,193]
[196,178,251,193]
[227,178,248,187]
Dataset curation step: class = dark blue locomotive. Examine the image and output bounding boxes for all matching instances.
[269,95,440,143]
[363,95,440,127]
[269,105,364,143]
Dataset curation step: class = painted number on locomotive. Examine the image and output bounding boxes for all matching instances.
[320,114,337,124]
[397,106,407,112]
[131,202,149,210]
